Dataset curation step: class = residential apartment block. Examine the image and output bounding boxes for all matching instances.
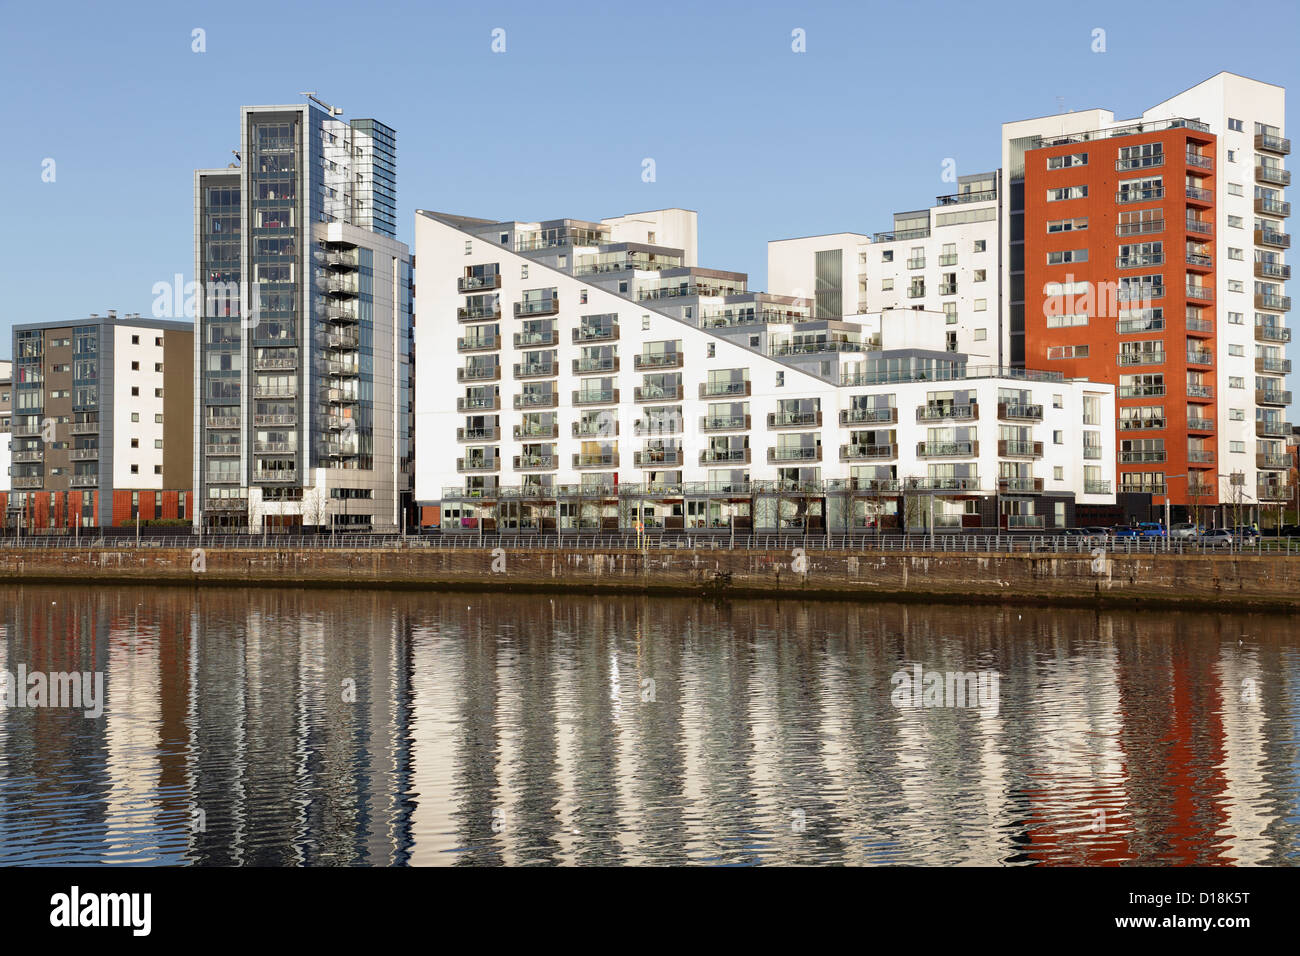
[6,312,193,530]
[194,99,413,532]
[768,72,1288,520]
[416,208,1115,534]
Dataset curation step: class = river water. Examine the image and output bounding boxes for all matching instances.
[0,584,1296,865]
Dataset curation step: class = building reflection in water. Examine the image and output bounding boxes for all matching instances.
[0,585,1297,866]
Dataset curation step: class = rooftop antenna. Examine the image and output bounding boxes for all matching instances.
[299,91,344,116]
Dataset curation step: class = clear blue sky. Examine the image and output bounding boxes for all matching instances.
[1,0,1296,359]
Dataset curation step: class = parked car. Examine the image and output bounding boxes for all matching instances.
[1136,522,1167,537]
[1085,526,1113,541]
[1282,525,1300,537]
[1197,529,1236,548]
[1112,526,1139,539]
[1170,522,1202,540]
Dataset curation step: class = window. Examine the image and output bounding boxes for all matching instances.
[154,337,162,347]
[1083,396,1101,425]
[154,388,163,397]
[1229,376,1244,389]
[1227,183,1243,197]
[973,269,986,282]
[642,315,650,330]
[775,371,784,387]
[1228,280,1244,293]
[131,335,139,344]
[155,439,163,449]
[154,362,163,372]
[130,464,138,474]
[1226,149,1237,163]
[881,278,894,291]
[131,361,140,370]
[500,233,509,244]
[1229,344,1244,357]
[974,329,987,341]
[1053,431,1063,444]
[1230,408,1245,421]
[1054,467,1064,480]
[1047,345,1089,359]
[706,343,715,358]
[464,241,472,255]
[881,250,893,262]
[1052,394,1064,409]
[580,289,588,304]
[1047,185,1087,201]
[131,412,139,422]
[154,465,163,475]
[1229,441,1245,454]
[1048,153,1089,169]
[974,299,987,312]
[1228,118,1243,132]
[1228,248,1243,260]
[521,264,528,279]
[1046,313,1088,328]
[1228,215,1243,229]
[1228,311,1244,325]
[155,413,163,423]
[1047,249,1088,264]
[973,240,986,253]
[130,386,139,396]
[130,438,139,448]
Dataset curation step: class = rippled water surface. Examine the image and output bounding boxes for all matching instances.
[0,585,1297,865]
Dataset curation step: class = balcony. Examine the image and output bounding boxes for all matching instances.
[1117,314,1165,334]
[514,330,556,348]
[906,286,926,299]
[325,360,359,377]
[1256,390,1292,408]
[457,426,500,442]
[1186,416,1215,431]
[1118,351,1166,366]
[768,446,822,463]
[634,448,683,467]
[70,421,101,435]
[767,411,822,429]
[999,477,1045,494]
[573,357,618,374]
[1187,450,1215,464]
[572,388,619,406]
[998,440,1044,459]
[513,392,557,409]
[1258,482,1291,501]
[839,443,897,461]
[327,304,359,324]
[253,441,296,455]
[514,298,559,317]
[1255,293,1291,312]
[700,381,751,398]
[1117,218,1165,237]
[458,395,501,412]
[905,477,979,492]
[513,455,556,472]
[1120,450,1167,464]
[1185,217,1213,236]
[634,385,683,402]
[1185,150,1213,170]
[326,330,359,349]
[906,257,926,270]
[1120,385,1167,398]
[700,415,751,432]
[206,498,247,511]
[1255,261,1292,280]
[254,413,297,427]
[634,352,683,370]
[1084,446,1103,459]
[1255,197,1291,218]
[841,407,898,425]
[1185,251,1212,270]
[1185,284,1213,302]
[1256,356,1292,375]
[1257,453,1291,470]
[569,421,612,438]
[938,283,957,295]
[458,335,499,352]
[456,457,499,473]
[1256,132,1291,155]
[849,479,902,494]
[573,325,619,343]
[1116,254,1165,269]
[1187,383,1214,399]
[1186,314,1213,335]
[458,274,501,293]
[513,362,556,380]
[998,402,1043,422]
[634,418,680,436]
[71,474,99,488]
[202,444,236,457]
[326,275,358,297]
[572,453,619,469]
[1255,165,1291,187]
[1186,349,1213,366]
[1085,480,1112,495]
[12,450,43,462]
[1255,322,1291,344]
[253,385,296,399]
[1185,185,1213,205]
[1116,187,1164,203]
[457,305,502,322]
[917,403,978,422]
[916,441,978,458]
[254,356,297,371]
[457,365,501,383]
[1256,419,1289,437]
[1255,228,1291,250]
[699,448,751,465]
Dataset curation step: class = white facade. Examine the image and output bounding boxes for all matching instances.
[417,209,1115,532]
[111,323,168,490]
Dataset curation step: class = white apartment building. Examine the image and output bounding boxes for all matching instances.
[416,208,1115,534]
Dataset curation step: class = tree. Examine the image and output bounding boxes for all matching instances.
[301,488,326,532]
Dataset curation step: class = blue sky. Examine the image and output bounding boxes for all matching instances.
[0,0,1295,354]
